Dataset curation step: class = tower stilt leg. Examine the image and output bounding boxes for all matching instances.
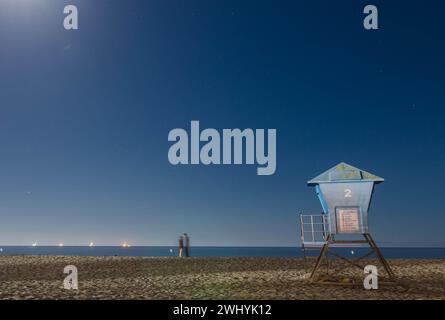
[364,233,395,280]
[309,234,331,282]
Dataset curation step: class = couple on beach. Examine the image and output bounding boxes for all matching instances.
[179,233,190,257]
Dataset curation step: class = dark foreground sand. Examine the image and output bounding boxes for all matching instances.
[0,256,444,299]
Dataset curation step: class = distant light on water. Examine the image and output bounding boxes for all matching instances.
[121,242,130,248]
[59,243,64,247]
[32,242,38,247]
[89,242,94,247]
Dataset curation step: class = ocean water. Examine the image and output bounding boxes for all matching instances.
[0,246,444,259]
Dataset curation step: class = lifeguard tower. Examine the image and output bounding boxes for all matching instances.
[300,162,395,284]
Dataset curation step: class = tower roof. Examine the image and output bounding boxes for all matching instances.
[308,162,384,185]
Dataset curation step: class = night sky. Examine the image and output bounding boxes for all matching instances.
[0,0,444,246]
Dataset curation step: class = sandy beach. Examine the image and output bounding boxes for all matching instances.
[0,256,444,300]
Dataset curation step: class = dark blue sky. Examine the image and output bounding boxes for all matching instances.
[0,0,444,246]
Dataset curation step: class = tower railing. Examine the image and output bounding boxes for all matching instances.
[299,213,328,259]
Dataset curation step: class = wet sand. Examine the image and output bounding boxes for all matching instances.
[0,256,444,299]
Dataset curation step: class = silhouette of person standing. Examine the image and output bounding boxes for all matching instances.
[184,233,190,257]
[178,235,184,257]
